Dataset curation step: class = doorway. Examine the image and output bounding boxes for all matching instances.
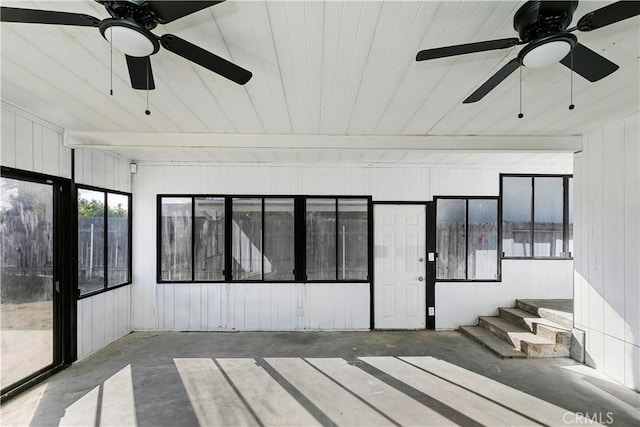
[1,168,74,399]
[373,203,429,329]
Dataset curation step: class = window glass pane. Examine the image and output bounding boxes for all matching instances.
[194,197,225,281]
[468,199,498,280]
[568,178,573,257]
[264,198,295,281]
[232,198,262,280]
[78,189,105,294]
[306,199,336,280]
[107,193,129,287]
[338,199,368,280]
[436,199,466,280]
[502,177,532,257]
[1,178,54,388]
[160,198,192,281]
[534,177,564,257]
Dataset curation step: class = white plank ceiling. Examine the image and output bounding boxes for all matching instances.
[1,0,638,162]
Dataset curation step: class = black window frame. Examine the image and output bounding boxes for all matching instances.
[156,194,373,284]
[500,173,573,260]
[77,184,133,299]
[304,196,372,282]
[434,195,501,282]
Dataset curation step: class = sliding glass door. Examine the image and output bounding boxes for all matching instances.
[0,170,72,397]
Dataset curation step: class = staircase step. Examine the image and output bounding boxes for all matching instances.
[498,307,571,333]
[515,299,573,329]
[479,316,530,348]
[521,340,570,358]
[533,323,572,346]
[478,316,570,358]
[460,326,527,359]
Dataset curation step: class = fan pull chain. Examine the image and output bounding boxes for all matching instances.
[518,66,524,119]
[569,50,575,110]
[109,30,113,96]
[145,59,151,116]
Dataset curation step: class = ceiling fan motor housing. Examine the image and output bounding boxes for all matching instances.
[97,0,159,30]
[514,0,578,42]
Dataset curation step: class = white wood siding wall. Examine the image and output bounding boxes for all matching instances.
[132,162,572,332]
[77,286,131,359]
[436,260,573,329]
[1,102,71,177]
[574,114,640,391]
[75,148,133,359]
[1,103,134,361]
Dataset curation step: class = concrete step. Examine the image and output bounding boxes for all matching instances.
[478,316,537,349]
[459,326,527,359]
[479,316,570,358]
[533,323,572,346]
[521,340,570,358]
[515,299,573,330]
[498,307,570,333]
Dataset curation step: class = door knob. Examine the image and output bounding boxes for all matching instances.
[418,277,424,281]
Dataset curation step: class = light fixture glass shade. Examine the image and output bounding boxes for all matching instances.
[104,26,154,57]
[522,40,572,69]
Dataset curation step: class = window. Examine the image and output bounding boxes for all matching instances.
[157,195,370,283]
[232,197,296,281]
[160,197,192,281]
[501,175,572,259]
[78,186,131,296]
[435,197,499,281]
[195,197,224,281]
[306,197,369,281]
[264,198,295,281]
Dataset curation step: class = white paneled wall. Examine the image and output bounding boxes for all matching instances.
[436,260,574,329]
[77,286,131,359]
[132,161,571,332]
[74,148,133,359]
[156,283,370,331]
[1,102,71,177]
[574,114,640,391]
[74,147,132,193]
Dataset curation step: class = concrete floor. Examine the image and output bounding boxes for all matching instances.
[1,330,639,426]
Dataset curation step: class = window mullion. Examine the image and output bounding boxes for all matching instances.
[563,176,569,258]
[191,197,195,282]
[530,177,535,258]
[465,199,469,281]
[335,198,340,281]
[261,198,265,281]
[103,191,108,290]
[224,197,232,282]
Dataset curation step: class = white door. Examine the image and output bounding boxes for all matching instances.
[374,204,427,329]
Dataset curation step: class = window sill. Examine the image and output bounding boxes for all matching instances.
[78,281,132,300]
[502,257,573,261]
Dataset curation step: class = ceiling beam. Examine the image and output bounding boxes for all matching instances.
[64,132,582,152]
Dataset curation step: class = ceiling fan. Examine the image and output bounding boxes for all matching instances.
[0,0,252,93]
[416,1,640,104]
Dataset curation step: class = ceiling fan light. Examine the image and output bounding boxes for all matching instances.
[103,25,155,57]
[522,40,572,69]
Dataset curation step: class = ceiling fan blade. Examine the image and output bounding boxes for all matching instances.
[160,34,252,85]
[463,58,520,104]
[416,38,520,61]
[577,1,640,32]
[145,1,224,24]
[126,56,156,90]
[559,43,619,82]
[0,6,100,26]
